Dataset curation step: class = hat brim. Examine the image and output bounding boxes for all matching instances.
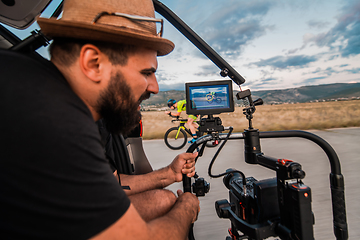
[37,17,174,56]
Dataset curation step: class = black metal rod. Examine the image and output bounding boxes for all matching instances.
[258,130,341,174]
[0,24,21,46]
[51,0,64,18]
[256,154,278,171]
[217,130,341,174]
[153,0,246,86]
[9,30,50,53]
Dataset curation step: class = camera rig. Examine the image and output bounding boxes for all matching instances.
[153,2,348,239]
[182,89,348,240]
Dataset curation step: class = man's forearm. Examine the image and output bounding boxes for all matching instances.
[91,192,199,240]
[120,166,175,195]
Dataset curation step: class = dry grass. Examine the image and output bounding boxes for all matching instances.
[141,100,360,140]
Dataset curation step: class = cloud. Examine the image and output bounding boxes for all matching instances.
[327,54,339,61]
[341,25,360,57]
[258,77,278,86]
[302,76,327,85]
[303,66,359,78]
[324,67,338,76]
[304,1,360,57]
[244,77,281,90]
[193,64,220,77]
[192,0,275,58]
[339,64,349,68]
[158,82,185,91]
[311,67,322,74]
[249,55,318,70]
[307,20,331,30]
[344,67,360,74]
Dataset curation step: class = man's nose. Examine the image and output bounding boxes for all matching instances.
[147,75,159,94]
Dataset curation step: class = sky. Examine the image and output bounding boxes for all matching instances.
[153,0,360,91]
[4,0,360,92]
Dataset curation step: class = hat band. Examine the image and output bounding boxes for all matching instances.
[92,12,164,37]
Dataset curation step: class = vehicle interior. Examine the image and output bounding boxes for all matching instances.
[0,0,53,50]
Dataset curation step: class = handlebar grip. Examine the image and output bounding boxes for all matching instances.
[183,174,192,193]
[330,173,348,240]
[184,144,198,193]
[183,173,195,240]
[183,143,196,240]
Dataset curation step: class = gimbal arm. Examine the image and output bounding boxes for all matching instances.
[215,130,348,240]
[257,130,348,240]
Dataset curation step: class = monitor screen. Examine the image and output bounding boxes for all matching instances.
[186,80,234,115]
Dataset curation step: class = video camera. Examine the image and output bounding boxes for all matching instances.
[182,80,347,240]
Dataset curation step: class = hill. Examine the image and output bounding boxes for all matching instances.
[141,82,360,108]
[250,82,360,104]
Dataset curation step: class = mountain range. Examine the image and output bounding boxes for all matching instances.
[141,82,360,108]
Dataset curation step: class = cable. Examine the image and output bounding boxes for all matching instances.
[207,127,247,188]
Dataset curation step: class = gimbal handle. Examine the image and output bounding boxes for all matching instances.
[182,144,201,240]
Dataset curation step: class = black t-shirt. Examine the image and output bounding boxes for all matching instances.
[0,50,130,239]
[97,119,134,175]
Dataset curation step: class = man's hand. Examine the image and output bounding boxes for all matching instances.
[113,170,119,181]
[176,189,200,223]
[165,111,170,114]
[120,152,198,193]
[169,152,198,182]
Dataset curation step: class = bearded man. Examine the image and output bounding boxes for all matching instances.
[0,0,199,239]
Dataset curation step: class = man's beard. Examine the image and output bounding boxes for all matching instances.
[96,71,150,135]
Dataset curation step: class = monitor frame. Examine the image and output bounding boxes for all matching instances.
[185,80,234,115]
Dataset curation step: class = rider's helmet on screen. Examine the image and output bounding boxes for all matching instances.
[167,99,176,108]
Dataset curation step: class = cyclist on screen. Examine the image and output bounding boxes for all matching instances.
[206,91,216,101]
[165,99,199,143]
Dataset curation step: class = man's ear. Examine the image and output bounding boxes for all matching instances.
[79,44,108,83]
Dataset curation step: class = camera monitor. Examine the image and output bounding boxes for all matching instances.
[186,80,234,115]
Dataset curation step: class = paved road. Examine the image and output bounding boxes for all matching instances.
[143,127,359,240]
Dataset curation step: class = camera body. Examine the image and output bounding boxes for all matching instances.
[220,166,314,240]
[277,180,313,239]
[224,173,279,225]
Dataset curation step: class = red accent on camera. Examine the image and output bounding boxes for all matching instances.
[228,228,237,240]
[278,159,293,165]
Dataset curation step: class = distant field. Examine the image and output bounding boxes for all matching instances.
[141,100,360,140]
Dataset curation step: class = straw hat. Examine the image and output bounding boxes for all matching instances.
[37,0,174,56]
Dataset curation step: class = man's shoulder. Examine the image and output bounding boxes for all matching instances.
[0,49,44,64]
[0,49,70,93]
[0,49,90,125]
[0,49,60,78]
